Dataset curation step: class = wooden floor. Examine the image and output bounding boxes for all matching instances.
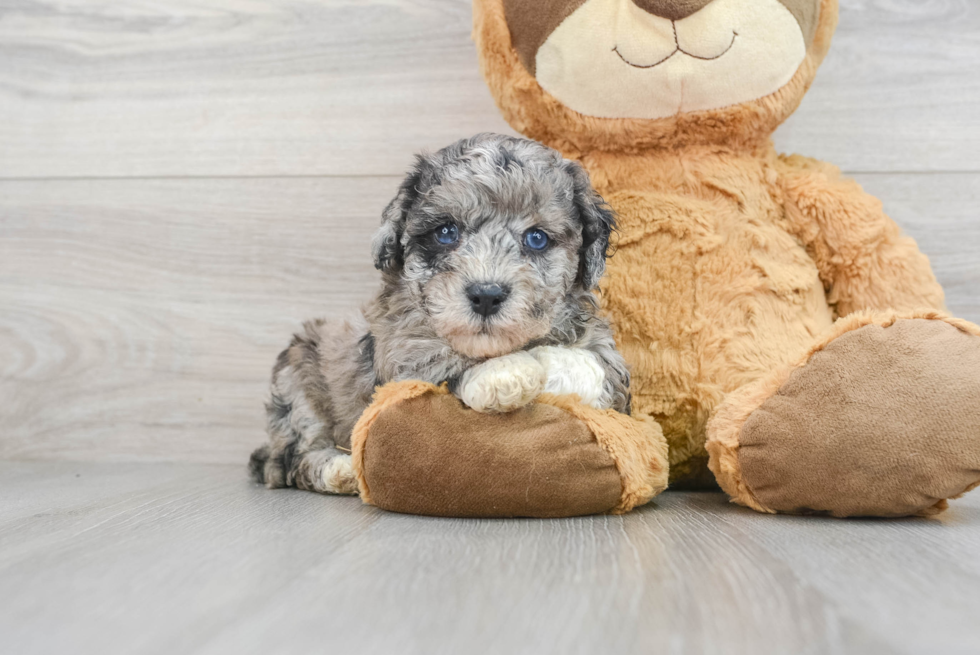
[2,1,980,653]
[3,461,980,655]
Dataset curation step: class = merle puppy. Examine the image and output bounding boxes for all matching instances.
[250,134,631,495]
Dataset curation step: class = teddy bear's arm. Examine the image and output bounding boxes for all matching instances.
[775,154,946,317]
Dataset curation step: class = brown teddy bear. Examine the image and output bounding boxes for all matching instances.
[469,0,980,516]
[350,0,980,519]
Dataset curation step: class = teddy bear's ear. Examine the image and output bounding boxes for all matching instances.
[565,160,615,290]
[372,156,433,272]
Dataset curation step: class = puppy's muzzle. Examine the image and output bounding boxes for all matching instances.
[466,283,511,318]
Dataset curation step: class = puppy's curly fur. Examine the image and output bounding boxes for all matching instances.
[250,134,631,494]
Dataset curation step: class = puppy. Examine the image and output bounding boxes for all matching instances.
[249,134,631,495]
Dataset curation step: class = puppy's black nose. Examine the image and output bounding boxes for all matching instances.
[466,283,510,318]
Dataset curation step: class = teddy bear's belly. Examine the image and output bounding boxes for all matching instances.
[599,192,835,485]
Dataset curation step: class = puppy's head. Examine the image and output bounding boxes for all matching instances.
[373,134,614,359]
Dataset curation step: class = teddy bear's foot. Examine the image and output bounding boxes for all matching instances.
[707,311,980,517]
[351,381,669,517]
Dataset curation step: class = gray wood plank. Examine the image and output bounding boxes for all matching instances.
[1,174,978,464]
[0,0,516,179]
[0,459,205,525]
[0,177,389,463]
[774,0,980,173]
[1,0,978,178]
[0,461,382,655]
[13,461,978,655]
[690,494,980,655]
[199,494,897,655]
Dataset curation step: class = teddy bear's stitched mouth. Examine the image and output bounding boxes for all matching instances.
[613,25,738,70]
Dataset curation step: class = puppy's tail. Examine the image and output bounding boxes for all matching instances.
[248,444,271,484]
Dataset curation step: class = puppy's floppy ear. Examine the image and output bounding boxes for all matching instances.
[565,161,615,290]
[372,155,433,272]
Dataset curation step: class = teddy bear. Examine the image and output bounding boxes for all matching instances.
[460,0,980,517]
[348,0,980,519]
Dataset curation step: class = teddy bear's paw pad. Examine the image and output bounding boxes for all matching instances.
[738,318,980,517]
[357,390,627,517]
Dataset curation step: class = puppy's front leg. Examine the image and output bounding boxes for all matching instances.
[527,346,610,409]
[458,351,546,413]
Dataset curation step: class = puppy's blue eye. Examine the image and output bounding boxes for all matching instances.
[524,228,549,251]
[435,223,458,245]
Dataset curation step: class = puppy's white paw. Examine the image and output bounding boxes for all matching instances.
[322,454,358,495]
[459,351,546,413]
[529,346,608,409]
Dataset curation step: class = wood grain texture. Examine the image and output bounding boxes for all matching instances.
[2,461,978,655]
[1,174,978,464]
[1,2,978,653]
[775,0,980,172]
[1,0,978,178]
[0,177,387,463]
[689,494,980,655]
[0,0,515,179]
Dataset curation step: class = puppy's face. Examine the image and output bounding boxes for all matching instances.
[373,135,613,359]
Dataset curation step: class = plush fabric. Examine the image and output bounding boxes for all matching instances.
[531,0,809,120]
[743,316,980,517]
[473,0,980,516]
[502,0,586,75]
[351,382,668,518]
[707,311,980,517]
[474,0,835,156]
[536,392,670,513]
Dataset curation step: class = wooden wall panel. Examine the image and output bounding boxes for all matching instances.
[1,0,978,178]
[1,174,976,463]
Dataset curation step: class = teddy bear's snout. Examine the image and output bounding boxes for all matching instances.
[631,0,716,22]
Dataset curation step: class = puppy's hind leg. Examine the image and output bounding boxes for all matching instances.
[250,320,361,495]
[290,447,358,495]
[250,443,357,495]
